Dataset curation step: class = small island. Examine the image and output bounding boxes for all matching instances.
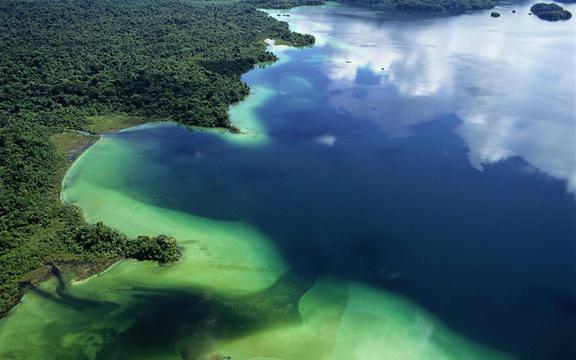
[530,3,572,21]
[491,11,500,17]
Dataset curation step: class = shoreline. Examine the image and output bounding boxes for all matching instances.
[0,32,303,319]
[53,35,292,163]
[0,0,319,320]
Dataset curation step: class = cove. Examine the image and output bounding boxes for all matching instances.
[1,2,575,359]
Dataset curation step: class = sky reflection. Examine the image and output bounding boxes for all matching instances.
[271,3,576,192]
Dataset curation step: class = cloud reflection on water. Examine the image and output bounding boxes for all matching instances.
[276,4,576,193]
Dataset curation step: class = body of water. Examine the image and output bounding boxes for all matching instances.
[1,3,575,359]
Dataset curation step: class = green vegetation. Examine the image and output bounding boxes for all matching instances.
[339,0,496,13]
[0,0,314,316]
[76,222,180,263]
[50,131,97,158]
[86,114,145,133]
[530,3,572,21]
[249,0,497,14]
[243,0,326,9]
[0,0,314,129]
[125,235,181,263]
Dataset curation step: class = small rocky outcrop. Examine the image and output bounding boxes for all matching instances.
[530,3,572,21]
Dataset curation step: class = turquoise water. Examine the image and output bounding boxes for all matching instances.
[1,3,575,359]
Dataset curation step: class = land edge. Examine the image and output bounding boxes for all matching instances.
[0,32,307,320]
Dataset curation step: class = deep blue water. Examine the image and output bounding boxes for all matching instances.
[99,4,575,359]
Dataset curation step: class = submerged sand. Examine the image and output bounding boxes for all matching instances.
[0,127,512,360]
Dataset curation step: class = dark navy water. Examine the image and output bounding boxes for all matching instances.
[97,4,575,359]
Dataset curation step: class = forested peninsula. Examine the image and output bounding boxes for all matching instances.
[0,0,315,316]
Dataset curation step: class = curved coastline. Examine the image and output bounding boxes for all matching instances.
[0,32,291,323]
[0,5,556,359]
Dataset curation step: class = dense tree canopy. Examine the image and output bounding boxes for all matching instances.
[530,3,572,21]
[125,235,181,263]
[243,0,326,9]
[0,0,314,315]
[339,0,495,13]
[0,0,314,129]
[248,0,496,13]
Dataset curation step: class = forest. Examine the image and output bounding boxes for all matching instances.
[530,3,572,21]
[247,0,496,13]
[244,0,326,8]
[0,0,314,316]
[340,0,495,13]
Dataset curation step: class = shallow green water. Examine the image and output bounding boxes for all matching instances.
[0,118,509,360]
[1,2,575,359]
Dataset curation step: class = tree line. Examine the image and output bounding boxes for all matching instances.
[248,0,496,13]
[0,0,314,315]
